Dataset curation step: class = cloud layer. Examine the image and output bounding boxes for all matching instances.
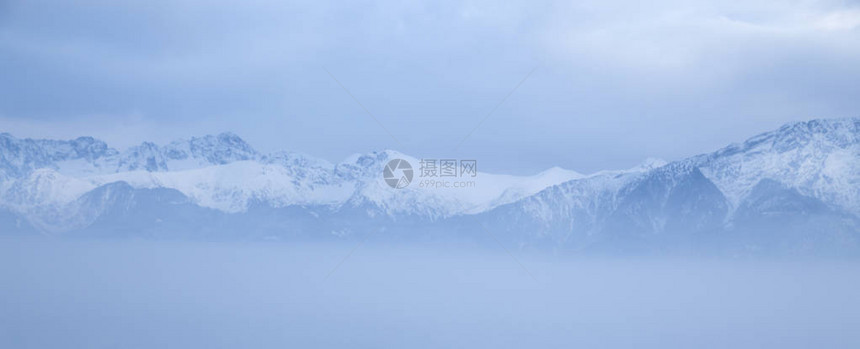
[1,0,858,173]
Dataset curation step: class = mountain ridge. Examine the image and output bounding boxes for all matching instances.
[1,118,858,254]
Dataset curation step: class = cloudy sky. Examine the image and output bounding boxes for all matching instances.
[1,0,859,173]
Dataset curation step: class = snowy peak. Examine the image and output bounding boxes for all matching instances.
[715,118,860,158]
[0,133,118,178]
[0,132,263,177]
[1,118,859,254]
[769,118,860,149]
[334,150,408,181]
[120,132,260,172]
[119,142,167,172]
[690,117,860,215]
[632,157,669,172]
[183,132,258,165]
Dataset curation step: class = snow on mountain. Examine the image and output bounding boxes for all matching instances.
[0,133,117,179]
[1,118,858,254]
[476,118,860,253]
[84,161,354,213]
[477,159,664,247]
[690,118,860,215]
[321,150,584,218]
[0,132,261,179]
[0,135,585,230]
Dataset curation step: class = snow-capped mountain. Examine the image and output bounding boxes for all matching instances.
[1,118,858,254]
[480,118,860,254]
[0,132,587,233]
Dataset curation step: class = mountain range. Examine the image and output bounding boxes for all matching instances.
[1,118,858,255]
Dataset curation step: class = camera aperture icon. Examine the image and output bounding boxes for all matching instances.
[383,159,413,189]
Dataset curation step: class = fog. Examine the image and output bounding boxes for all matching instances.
[2,237,859,348]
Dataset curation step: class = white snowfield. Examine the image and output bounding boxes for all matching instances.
[6,151,594,217]
[694,121,860,214]
[0,118,858,235]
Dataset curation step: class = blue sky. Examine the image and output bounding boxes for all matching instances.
[1,0,859,173]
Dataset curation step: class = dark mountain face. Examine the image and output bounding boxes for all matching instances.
[596,166,729,252]
[730,179,860,255]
